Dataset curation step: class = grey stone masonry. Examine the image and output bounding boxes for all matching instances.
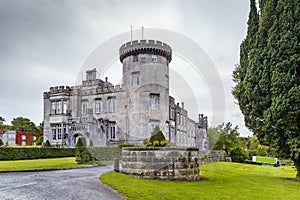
[122,147,200,181]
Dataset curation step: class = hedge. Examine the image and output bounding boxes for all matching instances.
[87,147,121,162]
[0,148,76,160]
[0,147,122,161]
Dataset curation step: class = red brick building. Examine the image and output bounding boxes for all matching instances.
[15,132,43,146]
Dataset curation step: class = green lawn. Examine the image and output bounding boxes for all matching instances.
[0,157,86,171]
[100,162,300,200]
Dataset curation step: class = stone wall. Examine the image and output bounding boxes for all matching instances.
[121,147,200,181]
[199,150,224,163]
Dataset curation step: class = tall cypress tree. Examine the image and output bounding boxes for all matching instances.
[233,0,300,177]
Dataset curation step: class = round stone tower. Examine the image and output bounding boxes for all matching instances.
[119,39,172,143]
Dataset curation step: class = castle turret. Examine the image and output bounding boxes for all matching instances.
[119,40,172,142]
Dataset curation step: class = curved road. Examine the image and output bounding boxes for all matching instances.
[0,165,125,200]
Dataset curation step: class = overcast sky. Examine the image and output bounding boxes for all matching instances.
[0,0,251,136]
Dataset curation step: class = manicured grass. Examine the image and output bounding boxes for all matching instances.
[0,157,87,171]
[100,162,300,200]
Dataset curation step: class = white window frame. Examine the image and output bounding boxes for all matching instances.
[52,125,57,140]
[131,72,140,86]
[57,101,62,114]
[150,94,159,110]
[82,101,88,114]
[110,124,116,139]
[63,101,67,114]
[51,102,57,114]
[22,135,26,140]
[108,98,116,113]
[151,55,158,62]
[95,99,102,113]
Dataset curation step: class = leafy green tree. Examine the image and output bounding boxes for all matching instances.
[37,121,44,132]
[36,136,43,146]
[233,0,300,177]
[149,126,166,146]
[247,136,269,157]
[0,116,10,130]
[230,148,249,163]
[207,126,222,150]
[75,137,94,164]
[0,138,3,146]
[11,117,39,132]
[213,123,242,156]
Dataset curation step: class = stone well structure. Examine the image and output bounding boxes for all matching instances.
[121,147,200,181]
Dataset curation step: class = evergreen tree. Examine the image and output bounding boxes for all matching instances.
[233,0,300,177]
[149,126,166,146]
[43,140,52,148]
[75,137,94,164]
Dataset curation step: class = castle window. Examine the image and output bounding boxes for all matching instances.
[110,124,116,139]
[95,99,102,113]
[170,108,175,120]
[151,55,157,62]
[51,125,57,140]
[51,124,62,140]
[133,55,138,62]
[51,102,57,114]
[22,141,26,146]
[82,101,88,114]
[171,127,175,143]
[177,113,181,124]
[32,136,36,141]
[57,124,62,140]
[63,101,67,114]
[57,101,62,114]
[108,97,116,113]
[131,72,140,86]
[22,135,26,140]
[150,94,159,110]
[63,124,67,139]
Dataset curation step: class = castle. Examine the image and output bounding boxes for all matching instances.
[43,39,208,149]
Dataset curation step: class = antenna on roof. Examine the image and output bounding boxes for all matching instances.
[141,26,144,39]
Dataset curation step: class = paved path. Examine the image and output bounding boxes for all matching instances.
[0,165,125,200]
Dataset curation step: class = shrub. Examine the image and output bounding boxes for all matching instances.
[118,143,135,148]
[43,140,52,148]
[0,138,3,146]
[36,136,43,145]
[230,148,249,163]
[75,137,94,164]
[149,126,166,146]
[145,140,170,147]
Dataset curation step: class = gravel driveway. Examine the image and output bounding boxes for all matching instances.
[0,165,125,200]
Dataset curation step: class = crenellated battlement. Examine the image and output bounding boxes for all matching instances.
[44,86,72,97]
[77,84,125,96]
[119,39,172,63]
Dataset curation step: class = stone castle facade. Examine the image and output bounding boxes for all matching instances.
[43,39,208,149]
